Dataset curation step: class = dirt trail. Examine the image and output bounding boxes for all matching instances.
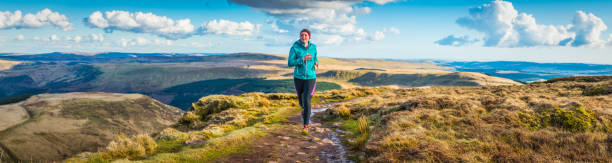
[215,103,352,163]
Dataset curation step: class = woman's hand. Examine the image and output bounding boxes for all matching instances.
[303,54,312,61]
[315,62,319,70]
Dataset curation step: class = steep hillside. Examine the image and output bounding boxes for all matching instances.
[0,92,183,162]
[318,70,520,88]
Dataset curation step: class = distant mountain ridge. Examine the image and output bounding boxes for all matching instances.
[1,52,519,110]
[0,52,254,63]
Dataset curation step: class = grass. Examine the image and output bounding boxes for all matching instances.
[164,78,341,110]
[64,77,612,162]
[65,134,158,162]
[582,83,612,96]
[0,93,183,162]
[66,88,376,162]
[301,129,308,136]
[319,76,612,162]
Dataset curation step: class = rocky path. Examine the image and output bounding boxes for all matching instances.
[214,104,352,163]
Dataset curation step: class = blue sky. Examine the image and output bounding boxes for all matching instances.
[0,0,611,64]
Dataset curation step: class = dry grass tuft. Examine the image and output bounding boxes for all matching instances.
[358,116,369,135]
[334,104,351,119]
[70,134,159,162]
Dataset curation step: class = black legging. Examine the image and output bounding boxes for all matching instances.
[294,78,316,125]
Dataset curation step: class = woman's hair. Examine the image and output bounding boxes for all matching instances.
[300,28,311,38]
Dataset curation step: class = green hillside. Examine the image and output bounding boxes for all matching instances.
[0,93,183,162]
[161,78,341,110]
[65,76,611,162]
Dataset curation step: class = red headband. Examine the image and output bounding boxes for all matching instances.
[301,32,310,39]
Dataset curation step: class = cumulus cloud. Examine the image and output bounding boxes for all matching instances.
[266,19,288,33]
[85,10,261,39]
[117,37,172,47]
[387,27,400,34]
[84,10,196,39]
[365,27,401,41]
[200,19,261,36]
[570,11,608,47]
[15,34,24,40]
[608,34,612,46]
[49,34,59,41]
[435,35,477,46]
[65,33,105,43]
[445,0,608,47]
[189,42,212,48]
[0,9,73,31]
[369,30,385,41]
[229,0,399,45]
[91,33,104,42]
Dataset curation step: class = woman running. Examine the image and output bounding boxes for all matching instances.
[288,28,319,132]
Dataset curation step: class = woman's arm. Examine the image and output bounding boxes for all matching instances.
[314,46,319,65]
[314,46,319,69]
[288,47,304,67]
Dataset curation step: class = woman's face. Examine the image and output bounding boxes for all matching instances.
[300,32,310,43]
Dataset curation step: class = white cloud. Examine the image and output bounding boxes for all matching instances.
[387,27,400,34]
[570,11,608,47]
[84,10,196,39]
[229,0,399,45]
[49,34,59,41]
[447,0,608,48]
[15,34,24,40]
[33,36,40,40]
[91,33,104,42]
[59,33,105,43]
[318,34,345,45]
[368,0,399,5]
[608,34,612,46]
[85,10,261,39]
[189,41,212,48]
[73,36,82,43]
[119,38,129,47]
[117,37,172,47]
[135,37,149,45]
[369,30,385,41]
[267,20,288,33]
[200,19,261,36]
[0,9,73,31]
[435,35,477,46]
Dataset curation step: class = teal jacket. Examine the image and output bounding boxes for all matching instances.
[288,40,318,79]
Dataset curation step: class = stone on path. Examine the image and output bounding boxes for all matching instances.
[310,137,320,142]
[321,138,334,145]
[333,123,341,127]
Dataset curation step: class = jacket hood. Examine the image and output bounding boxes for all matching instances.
[294,40,313,48]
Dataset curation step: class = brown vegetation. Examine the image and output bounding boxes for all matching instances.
[66,88,379,162]
[0,92,182,162]
[321,76,612,162]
